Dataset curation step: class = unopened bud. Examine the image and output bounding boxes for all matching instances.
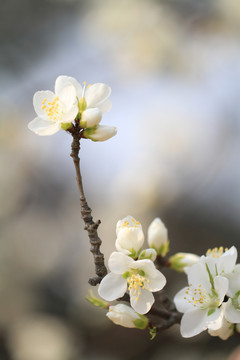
[115,216,144,257]
[84,125,117,142]
[80,108,102,128]
[147,218,169,256]
[107,304,148,329]
[169,252,200,272]
[138,248,157,261]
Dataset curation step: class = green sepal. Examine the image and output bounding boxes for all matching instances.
[128,248,138,259]
[84,126,98,141]
[207,308,216,316]
[138,269,145,276]
[78,98,87,112]
[133,315,149,330]
[122,271,130,279]
[169,254,185,272]
[61,122,72,131]
[86,291,109,309]
[152,241,170,257]
[149,327,157,340]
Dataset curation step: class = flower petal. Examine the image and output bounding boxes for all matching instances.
[55,75,82,99]
[98,272,127,301]
[33,90,55,117]
[214,276,228,305]
[174,287,193,313]
[108,252,134,274]
[225,298,240,323]
[28,117,61,136]
[57,84,77,112]
[186,262,211,292]
[61,104,78,123]
[147,271,166,292]
[98,99,112,113]
[180,309,208,338]
[85,83,111,108]
[218,246,237,274]
[130,288,154,314]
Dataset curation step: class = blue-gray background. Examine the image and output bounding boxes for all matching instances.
[1,0,240,359]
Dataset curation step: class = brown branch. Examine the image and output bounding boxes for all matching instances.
[69,124,107,285]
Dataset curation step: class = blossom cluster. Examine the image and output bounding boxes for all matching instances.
[174,246,240,339]
[98,216,170,327]
[28,75,117,141]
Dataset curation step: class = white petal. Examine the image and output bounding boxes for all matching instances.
[225,298,240,323]
[131,259,157,278]
[147,271,166,292]
[130,288,154,314]
[174,287,193,313]
[116,227,144,255]
[98,272,127,301]
[180,309,208,338]
[61,104,78,123]
[55,75,82,99]
[147,217,168,249]
[98,99,112,113]
[108,252,134,274]
[85,83,111,108]
[57,84,77,112]
[214,276,228,305]
[81,108,102,128]
[186,262,211,292]
[219,246,237,274]
[227,264,240,297]
[33,90,55,117]
[28,117,61,136]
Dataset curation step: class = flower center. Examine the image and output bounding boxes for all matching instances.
[127,271,150,301]
[184,284,218,310]
[122,218,141,229]
[41,97,61,121]
[206,246,228,258]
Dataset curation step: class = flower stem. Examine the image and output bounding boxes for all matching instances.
[69,125,107,285]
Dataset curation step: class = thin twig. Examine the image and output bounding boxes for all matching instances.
[69,124,107,285]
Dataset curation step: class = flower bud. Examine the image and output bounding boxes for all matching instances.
[169,252,200,272]
[84,125,117,142]
[80,108,102,128]
[138,248,157,261]
[106,304,148,329]
[147,218,169,256]
[115,216,144,257]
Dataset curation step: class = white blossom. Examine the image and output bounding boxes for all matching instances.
[208,304,234,340]
[174,261,229,338]
[54,76,113,131]
[106,304,148,329]
[203,246,237,276]
[98,252,166,314]
[28,76,78,136]
[147,217,169,256]
[115,216,144,257]
[224,264,240,323]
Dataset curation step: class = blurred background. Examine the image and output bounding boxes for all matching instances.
[1,0,240,359]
